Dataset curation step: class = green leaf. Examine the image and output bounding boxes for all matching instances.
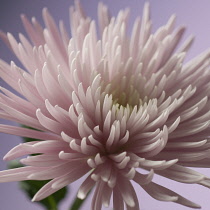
[8,160,23,169]
[8,124,69,210]
[8,160,68,210]
[21,125,41,156]
[20,180,67,210]
[70,189,92,210]
[21,125,40,143]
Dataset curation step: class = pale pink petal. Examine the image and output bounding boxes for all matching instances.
[142,182,201,208]
[0,1,210,210]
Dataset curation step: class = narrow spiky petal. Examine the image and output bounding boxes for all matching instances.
[0,1,210,210]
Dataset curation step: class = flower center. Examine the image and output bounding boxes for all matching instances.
[107,73,146,108]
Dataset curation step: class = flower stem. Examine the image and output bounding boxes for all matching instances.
[70,191,91,210]
[47,195,58,210]
[70,197,84,210]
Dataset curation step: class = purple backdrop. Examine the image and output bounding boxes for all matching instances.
[1,0,210,209]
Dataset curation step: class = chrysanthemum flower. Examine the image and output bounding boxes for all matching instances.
[0,1,210,209]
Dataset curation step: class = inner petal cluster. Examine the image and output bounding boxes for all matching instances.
[0,1,210,210]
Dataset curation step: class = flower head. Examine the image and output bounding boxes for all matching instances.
[0,1,210,209]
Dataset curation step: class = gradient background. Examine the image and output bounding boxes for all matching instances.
[0,0,210,209]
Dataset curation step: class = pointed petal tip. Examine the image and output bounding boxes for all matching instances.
[179,202,201,209]
[3,151,15,161]
[6,32,13,38]
[3,155,9,161]
[171,196,178,202]
[103,201,109,208]
[42,7,48,14]
[171,13,176,19]
[144,1,150,8]
[195,204,202,209]
[36,108,41,115]
[77,191,85,200]
[20,14,26,19]
[19,159,25,164]
[178,25,187,33]
[189,34,195,41]
[127,199,135,208]
[198,205,202,209]
[31,194,39,202]
[170,158,179,164]
[0,30,6,37]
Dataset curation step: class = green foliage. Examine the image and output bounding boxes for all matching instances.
[70,190,92,210]
[70,197,84,210]
[7,125,68,210]
[20,180,67,210]
[9,160,68,210]
[21,125,40,143]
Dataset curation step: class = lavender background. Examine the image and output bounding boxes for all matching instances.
[0,0,210,209]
